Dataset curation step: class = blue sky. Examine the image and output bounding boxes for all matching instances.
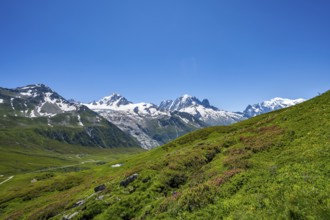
[1,0,329,111]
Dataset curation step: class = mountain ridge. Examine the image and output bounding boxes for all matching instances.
[0,84,139,148]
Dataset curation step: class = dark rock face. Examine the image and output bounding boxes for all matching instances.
[120,173,138,187]
[94,184,106,192]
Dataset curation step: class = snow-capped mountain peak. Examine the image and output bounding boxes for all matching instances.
[17,84,52,98]
[84,94,165,118]
[159,94,243,126]
[14,84,78,117]
[263,97,305,108]
[181,94,193,102]
[159,94,216,112]
[94,93,131,107]
[243,97,306,117]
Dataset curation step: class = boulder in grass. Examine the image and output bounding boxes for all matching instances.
[94,184,106,192]
[120,173,138,187]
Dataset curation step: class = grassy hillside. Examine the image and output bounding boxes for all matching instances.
[1,91,330,219]
[0,114,142,175]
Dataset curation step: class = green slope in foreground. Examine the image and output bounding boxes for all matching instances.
[1,91,330,219]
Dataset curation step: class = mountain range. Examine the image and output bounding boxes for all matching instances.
[84,93,305,149]
[0,84,305,149]
[243,97,306,118]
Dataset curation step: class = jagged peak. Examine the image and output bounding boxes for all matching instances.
[158,94,218,112]
[92,93,131,107]
[181,94,194,100]
[201,99,211,108]
[101,93,124,101]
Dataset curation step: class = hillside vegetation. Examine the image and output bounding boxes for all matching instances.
[1,91,330,219]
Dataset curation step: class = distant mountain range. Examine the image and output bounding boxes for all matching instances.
[84,92,305,149]
[242,97,306,118]
[0,84,305,149]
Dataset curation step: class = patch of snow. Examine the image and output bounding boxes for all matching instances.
[77,114,84,126]
[10,98,17,116]
[19,86,30,90]
[178,116,191,124]
[85,101,167,118]
[20,89,37,97]
[111,163,122,168]
[47,117,53,127]
[30,110,36,118]
[182,94,192,103]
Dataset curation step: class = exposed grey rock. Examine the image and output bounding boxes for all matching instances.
[72,200,85,208]
[120,173,138,187]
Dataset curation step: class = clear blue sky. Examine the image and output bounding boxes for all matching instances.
[1,0,329,111]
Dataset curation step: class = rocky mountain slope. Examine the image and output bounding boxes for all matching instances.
[0,84,138,148]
